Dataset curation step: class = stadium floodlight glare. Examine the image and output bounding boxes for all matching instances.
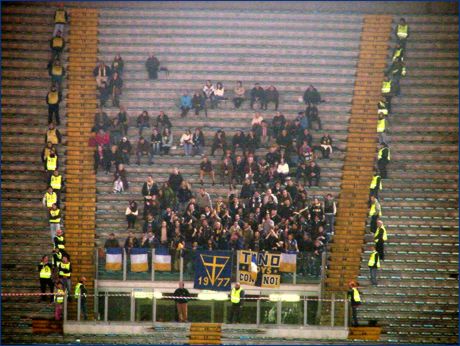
[269,293,300,302]
[197,291,228,301]
[133,291,163,299]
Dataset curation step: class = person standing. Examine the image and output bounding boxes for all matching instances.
[347,281,361,327]
[229,282,245,323]
[38,255,54,302]
[369,171,382,199]
[368,195,381,233]
[58,256,72,300]
[377,143,390,179]
[48,203,61,243]
[324,194,336,240]
[54,282,65,321]
[374,219,387,261]
[368,246,380,286]
[395,18,409,48]
[49,169,63,205]
[46,85,62,125]
[75,277,88,320]
[53,5,68,36]
[146,53,160,80]
[173,282,190,322]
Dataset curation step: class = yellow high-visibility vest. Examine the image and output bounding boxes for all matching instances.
[370,175,382,190]
[368,251,380,268]
[374,226,388,242]
[47,155,57,171]
[392,48,403,62]
[381,81,391,94]
[52,37,64,48]
[45,192,57,208]
[46,130,59,144]
[55,289,65,304]
[55,235,65,249]
[40,263,52,279]
[397,24,408,39]
[351,287,361,303]
[50,209,61,223]
[48,91,59,104]
[378,102,388,115]
[75,283,86,298]
[52,65,63,76]
[231,288,242,304]
[377,118,386,133]
[50,175,62,190]
[55,9,66,24]
[59,262,71,277]
[378,148,391,161]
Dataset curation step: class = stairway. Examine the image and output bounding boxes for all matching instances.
[64,8,99,319]
[321,15,393,326]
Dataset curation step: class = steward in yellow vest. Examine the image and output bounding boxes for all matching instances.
[38,255,54,302]
[54,229,65,250]
[368,246,380,286]
[50,170,63,191]
[54,282,65,320]
[377,143,390,179]
[229,282,244,323]
[75,277,88,320]
[45,123,62,145]
[381,78,392,95]
[48,59,65,88]
[43,187,58,208]
[391,43,404,62]
[54,8,68,24]
[46,86,61,125]
[347,281,361,326]
[369,195,381,233]
[50,31,65,58]
[396,18,409,47]
[369,173,382,199]
[374,219,387,261]
[377,100,389,116]
[49,204,61,224]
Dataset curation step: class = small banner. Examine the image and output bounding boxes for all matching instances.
[130,248,149,272]
[238,251,281,288]
[154,246,171,271]
[105,247,122,271]
[280,252,297,273]
[194,251,233,291]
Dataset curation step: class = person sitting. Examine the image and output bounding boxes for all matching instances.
[136,110,150,136]
[202,80,215,107]
[250,83,266,110]
[192,127,205,156]
[199,156,216,185]
[111,54,124,76]
[251,112,264,138]
[155,111,172,132]
[271,112,286,139]
[306,104,322,130]
[232,130,246,155]
[320,133,333,159]
[98,81,110,108]
[180,92,192,118]
[276,158,289,183]
[118,136,132,165]
[113,163,128,193]
[109,71,123,107]
[150,128,162,155]
[109,117,124,146]
[160,128,173,155]
[221,156,235,189]
[210,129,227,157]
[276,129,293,154]
[93,61,111,88]
[50,30,65,59]
[192,91,205,116]
[298,140,313,163]
[105,233,120,249]
[233,81,246,109]
[124,231,139,255]
[305,161,321,187]
[297,128,313,149]
[264,85,279,111]
[94,108,111,132]
[212,82,227,108]
[180,129,193,156]
[146,53,160,80]
[126,201,138,229]
[136,136,154,165]
[245,130,259,156]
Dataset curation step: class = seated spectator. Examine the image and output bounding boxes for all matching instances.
[104,233,120,249]
[271,111,286,139]
[94,108,111,132]
[298,140,313,163]
[118,136,132,165]
[136,136,154,165]
[93,61,111,88]
[109,71,123,107]
[160,128,173,155]
[232,130,246,155]
[48,59,65,90]
[50,30,65,59]
[98,81,110,107]
[46,85,62,126]
[109,117,124,146]
[180,92,192,117]
[276,129,293,154]
[116,105,129,136]
[251,112,264,137]
[306,104,322,130]
[202,80,215,106]
[297,128,313,149]
[111,54,124,76]
[245,130,259,156]
[124,231,139,254]
[126,200,138,229]
[259,121,271,147]
[105,145,123,174]
[113,163,128,193]
[146,53,160,80]
[250,83,266,110]
[155,111,172,132]
[177,181,193,213]
[303,84,322,107]
[233,81,246,109]
[212,82,227,108]
[192,128,205,156]
[192,91,205,116]
[320,133,333,159]
[136,110,150,136]
[150,127,162,155]
[276,158,290,182]
[199,156,216,185]
[211,129,227,157]
[305,161,321,187]
[143,213,159,234]
[168,167,183,193]
[45,123,62,145]
[264,85,279,110]
[180,129,193,156]
[196,187,213,212]
[160,182,177,210]
[296,111,309,132]
[221,156,235,189]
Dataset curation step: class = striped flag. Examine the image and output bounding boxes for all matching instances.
[280,252,297,273]
[105,248,122,271]
[154,247,171,271]
[130,248,149,272]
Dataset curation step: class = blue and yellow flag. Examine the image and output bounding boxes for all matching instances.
[194,251,233,291]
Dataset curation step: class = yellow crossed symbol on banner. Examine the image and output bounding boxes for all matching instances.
[200,254,230,286]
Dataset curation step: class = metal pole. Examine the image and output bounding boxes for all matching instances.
[344,293,349,328]
[236,250,240,282]
[304,297,308,326]
[153,297,157,325]
[77,294,81,321]
[180,255,184,282]
[331,293,335,327]
[63,294,68,322]
[256,298,260,326]
[95,248,99,280]
[130,290,135,322]
[211,301,215,323]
[94,283,99,320]
[104,292,108,322]
[123,248,127,281]
[151,248,155,282]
